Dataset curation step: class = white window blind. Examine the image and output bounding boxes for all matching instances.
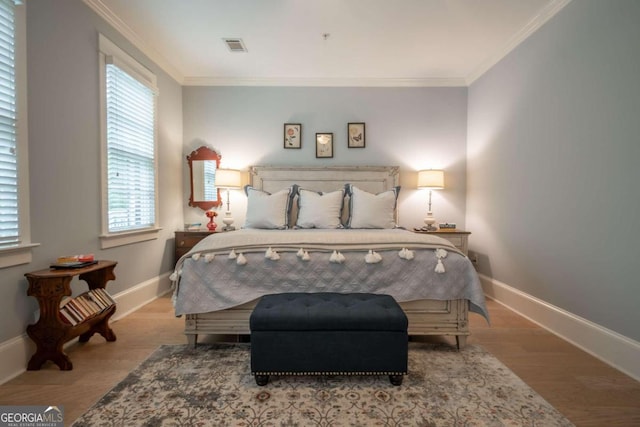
[105,61,156,233]
[0,0,18,247]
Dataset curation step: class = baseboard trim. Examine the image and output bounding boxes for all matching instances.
[110,272,173,321]
[0,272,173,385]
[480,273,640,381]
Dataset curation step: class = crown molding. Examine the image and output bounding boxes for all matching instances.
[465,0,572,85]
[182,76,467,87]
[82,0,184,84]
[84,0,570,89]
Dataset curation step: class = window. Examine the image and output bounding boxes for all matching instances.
[0,1,18,247]
[99,34,160,248]
[0,0,36,268]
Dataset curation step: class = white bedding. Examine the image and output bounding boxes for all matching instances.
[172,229,489,320]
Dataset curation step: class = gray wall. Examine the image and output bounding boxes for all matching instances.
[467,0,640,340]
[0,0,183,343]
[182,86,469,229]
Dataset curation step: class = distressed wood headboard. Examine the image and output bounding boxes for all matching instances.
[249,165,399,193]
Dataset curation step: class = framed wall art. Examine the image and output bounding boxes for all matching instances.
[348,122,365,148]
[315,133,333,158]
[284,123,302,149]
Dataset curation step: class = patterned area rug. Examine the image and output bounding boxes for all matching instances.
[72,342,573,426]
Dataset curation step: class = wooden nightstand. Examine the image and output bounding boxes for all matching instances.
[413,229,470,255]
[175,230,217,263]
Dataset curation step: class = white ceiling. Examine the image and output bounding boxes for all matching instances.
[85,0,570,86]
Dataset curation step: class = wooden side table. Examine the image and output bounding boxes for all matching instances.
[25,260,117,370]
[413,229,471,255]
[175,230,217,263]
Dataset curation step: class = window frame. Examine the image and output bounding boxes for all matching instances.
[0,0,38,269]
[98,34,160,249]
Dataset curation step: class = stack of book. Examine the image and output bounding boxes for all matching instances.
[58,288,116,326]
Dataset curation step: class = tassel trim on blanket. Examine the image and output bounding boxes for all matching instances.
[435,248,448,273]
[398,248,415,260]
[170,246,453,276]
[329,250,346,263]
[297,248,310,261]
[236,252,247,265]
[365,250,382,264]
[265,247,280,261]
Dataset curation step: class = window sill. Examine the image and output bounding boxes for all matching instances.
[100,227,162,249]
[0,243,40,269]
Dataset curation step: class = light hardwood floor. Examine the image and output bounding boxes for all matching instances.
[1,294,638,426]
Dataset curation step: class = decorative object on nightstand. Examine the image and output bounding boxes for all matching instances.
[417,169,444,231]
[205,210,218,231]
[215,168,242,231]
[184,222,202,231]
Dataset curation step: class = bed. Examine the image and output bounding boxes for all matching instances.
[172,166,488,348]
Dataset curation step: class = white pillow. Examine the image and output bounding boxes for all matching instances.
[243,186,295,229]
[346,184,400,229]
[296,188,345,229]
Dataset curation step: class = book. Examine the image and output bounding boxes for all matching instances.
[60,297,79,323]
[92,289,112,309]
[67,305,84,324]
[59,296,72,308]
[56,290,116,326]
[79,294,101,315]
[87,290,107,310]
[68,298,90,319]
[56,254,95,263]
[59,307,78,325]
[94,288,115,307]
[74,295,92,316]
[64,300,84,322]
[95,288,116,306]
[50,260,98,270]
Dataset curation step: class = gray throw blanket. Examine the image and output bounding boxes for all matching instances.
[172,229,489,320]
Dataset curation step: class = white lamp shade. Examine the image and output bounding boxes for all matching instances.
[215,169,242,189]
[417,170,444,189]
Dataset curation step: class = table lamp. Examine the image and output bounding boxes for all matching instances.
[417,169,444,231]
[215,168,242,231]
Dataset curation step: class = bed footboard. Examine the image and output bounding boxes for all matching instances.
[185,298,469,349]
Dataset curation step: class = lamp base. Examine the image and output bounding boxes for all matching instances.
[423,212,438,231]
[222,211,235,232]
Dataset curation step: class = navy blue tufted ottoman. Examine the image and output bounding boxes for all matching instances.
[250,292,408,386]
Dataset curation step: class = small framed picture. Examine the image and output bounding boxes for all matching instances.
[348,123,365,148]
[315,133,333,158]
[284,123,301,149]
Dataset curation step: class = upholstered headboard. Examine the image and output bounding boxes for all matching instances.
[248,166,401,225]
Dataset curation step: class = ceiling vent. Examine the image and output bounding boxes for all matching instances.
[223,38,247,53]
